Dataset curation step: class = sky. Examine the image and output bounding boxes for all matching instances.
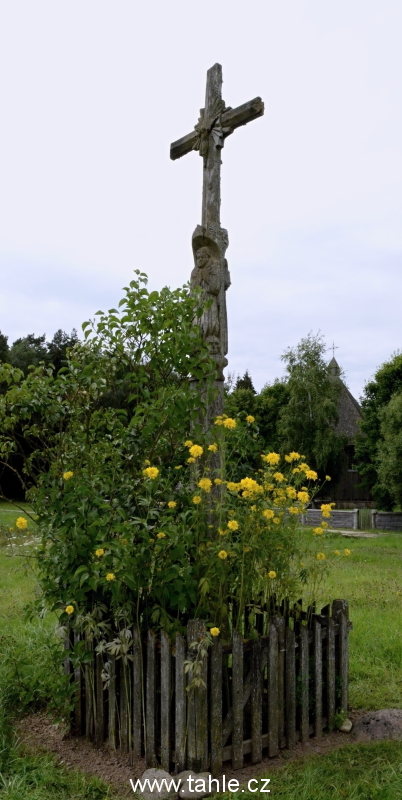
[0,0,401,400]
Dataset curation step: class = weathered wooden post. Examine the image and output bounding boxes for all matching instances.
[170,64,264,431]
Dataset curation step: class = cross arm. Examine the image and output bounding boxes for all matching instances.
[170,96,264,161]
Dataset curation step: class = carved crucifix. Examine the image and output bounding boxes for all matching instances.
[170,63,264,421]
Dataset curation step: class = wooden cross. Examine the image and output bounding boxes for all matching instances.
[170,63,264,231]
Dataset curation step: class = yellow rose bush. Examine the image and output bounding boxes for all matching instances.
[0,272,340,647]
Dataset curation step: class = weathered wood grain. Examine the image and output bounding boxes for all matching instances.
[73,632,84,735]
[251,638,262,763]
[175,633,186,773]
[120,661,130,752]
[95,650,105,747]
[210,636,223,776]
[132,627,142,760]
[160,631,171,772]
[274,616,285,744]
[332,601,349,713]
[186,620,208,772]
[232,628,244,769]
[300,625,309,744]
[285,627,296,749]
[314,619,322,738]
[327,616,336,731]
[146,630,156,766]
[108,655,117,749]
[267,623,279,757]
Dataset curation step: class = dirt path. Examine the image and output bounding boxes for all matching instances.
[17,711,366,798]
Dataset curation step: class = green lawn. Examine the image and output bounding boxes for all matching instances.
[238,741,402,799]
[319,530,402,710]
[1,509,402,799]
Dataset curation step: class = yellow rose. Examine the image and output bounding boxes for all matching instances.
[189,444,203,459]
[305,470,318,480]
[262,452,280,465]
[198,478,212,493]
[143,466,159,479]
[297,491,309,503]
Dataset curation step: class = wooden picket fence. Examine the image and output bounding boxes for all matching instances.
[64,599,351,775]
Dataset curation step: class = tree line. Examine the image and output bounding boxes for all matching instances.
[0,325,401,510]
[0,329,78,376]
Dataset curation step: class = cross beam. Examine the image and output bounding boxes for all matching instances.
[170,96,264,161]
[170,63,264,230]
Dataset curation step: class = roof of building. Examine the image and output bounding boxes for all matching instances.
[328,357,362,440]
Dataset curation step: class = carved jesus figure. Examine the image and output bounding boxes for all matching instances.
[191,245,230,378]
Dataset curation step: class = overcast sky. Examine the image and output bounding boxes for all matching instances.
[1,1,401,399]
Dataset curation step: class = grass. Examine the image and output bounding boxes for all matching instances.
[318,529,402,709]
[1,507,402,798]
[0,505,119,799]
[235,741,402,799]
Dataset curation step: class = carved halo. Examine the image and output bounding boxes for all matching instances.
[192,225,223,264]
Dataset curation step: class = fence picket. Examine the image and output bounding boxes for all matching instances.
[132,627,142,760]
[327,616,336,731]
[251,638,262,763]
[314,619,322,738]
[332,600,349,713]
[73,632,84,735]
[146,630,156,766]
[210,636,223,776]
[300,625,309,743]
[186,620,208,772]
[95,650,105,747]
[267,623,279,756]
[274,616,285,745]
[108,655,117,749]
[120,661,130,751]
[160,631,171,772]
[285,627,296,749]
[232,628,243,769]
[175,633,186,773]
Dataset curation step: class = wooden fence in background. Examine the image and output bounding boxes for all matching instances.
[64,600,351,774]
